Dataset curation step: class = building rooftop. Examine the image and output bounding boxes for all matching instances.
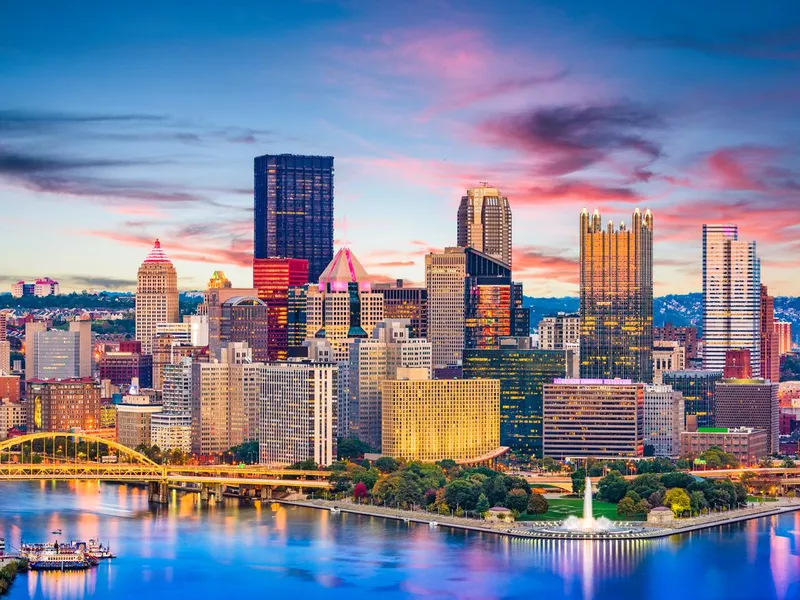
[142,239,173,265]
[318,247,371,290]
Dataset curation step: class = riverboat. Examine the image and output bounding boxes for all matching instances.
[23,542,96,571]
[86,539,116,559]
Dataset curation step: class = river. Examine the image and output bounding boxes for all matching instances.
[0,481,798,599]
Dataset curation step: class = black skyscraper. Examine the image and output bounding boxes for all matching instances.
[254,154,334,283]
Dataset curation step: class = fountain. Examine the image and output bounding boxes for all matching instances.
[559,477,615,532]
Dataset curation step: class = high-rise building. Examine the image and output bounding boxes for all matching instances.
[538,313,580,350]
[652,341,686,384]
[99,351,153,388]
[26,324,91,381]
[26,378,100,432]
[190,343,261,455]
[152,323,208,390]
[150,358,193,452]
[702,224,761,376]
[206,286,258,358]
[579,208,653,382]
[662,370,722,429]
[0,398,25,440]
[0,375,20,402]
[207,271,232,289]
[715,379,779,454]
[0,341,10,376]
[135,240,179,355]
[680,427,768,464]
[218,296,270,362]
[426,248,467,368]
[643,384,684,457]
[253,257,309,361]
[654,323,700,361]
[287,286,307,351]
[305,247,384,362]
[542,379,645,459]
[776,321,793,355]
[347,319,432,449]
[183,314,209,347]
[373,280,428,339]
[760,285,780,382]
[0,313,7,341]
[259,361,337,467]
[116,386,163,449]
[724,349,752,379]
[254,154,334,283]
[457,185,512,267]
[381,369,501,462]
[463,338,565,458]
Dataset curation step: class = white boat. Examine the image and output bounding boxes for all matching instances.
[86,539,116,560]
[429,521,438,528]
[329,506,341,514]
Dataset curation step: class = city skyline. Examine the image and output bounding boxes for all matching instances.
[2,2,799,296]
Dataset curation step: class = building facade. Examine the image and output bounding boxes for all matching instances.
[542,379,645,459]
[652,341,686,384]
[776,321,793,355]
[374,280,428,339]
[254,154,334,283]
[26,378,100,432]
[27,328,82,381]
[0,375,20,402]
[680,427,768,465]
[253,257,309,360]
[0,399,25,440]
[654,323,700,361]
[662,370,722,429]
[116,388,163,449]
[724,349,752,379]
[702,224,761,376]
[99,351,153,388]
[463,340,565,458]
[579,208,653,382]
[218,296,270,362]
[643,384,684,457]
[135,240,179,355]
[715,379,779,454]
[426,248,467,368]
[381,370,500,463]
[456,185,512,267]
[538,313,580,350]
[760,285,780,382]
[259,361,337,467]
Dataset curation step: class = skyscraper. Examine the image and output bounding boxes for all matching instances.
[373,280,428,339]
[579,208,654,382]
[662,369,722,429]
[136,240,179,355]
[457,185,512,267]
[776,321,793,355]
[760,285,780,382]
[643,384,684,457]
[26,323,92,381]
[426,248,467,368]
[702,224,761,376]
[715,379,779,454]
[254,154,334,283]
[253,257,309,360]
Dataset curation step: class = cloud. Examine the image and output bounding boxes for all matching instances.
[513,180,641,206]
[513,246,579,285]
[366,260,416,268]
[477,101,664,176]
[703,145,798,192]
[67,276,137,290]
[0,110,166,133]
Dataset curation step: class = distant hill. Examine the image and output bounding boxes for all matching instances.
[525,293,800,337]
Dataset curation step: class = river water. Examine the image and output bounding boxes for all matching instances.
[0,481,798,600]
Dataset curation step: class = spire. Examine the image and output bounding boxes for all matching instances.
[143,239,172,264]
[318,247,371,292]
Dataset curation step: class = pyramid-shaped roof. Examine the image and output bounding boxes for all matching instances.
[143,239,173,264]
[318,247,370,286]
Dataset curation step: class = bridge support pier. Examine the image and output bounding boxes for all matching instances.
[260,487,268,501]
[148,481,169,505]
[200,486,209,503]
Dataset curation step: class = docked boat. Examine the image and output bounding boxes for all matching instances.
[86,539,116,560]
[329,506,341,514]
[24,542,95,571]
[429,521,439,528]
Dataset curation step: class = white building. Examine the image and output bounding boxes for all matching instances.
[259,361,337,467]
[150,413,192,453]
[182,314,209,347]
[0,341,11,375]
[425,248,466,368]
[135,240,179,355]
[26,324,92,381]
[643,384,684,457]
[652,341,686,384]
[537,313,580,350]
[702,224,761,376]
[0,399,25,440]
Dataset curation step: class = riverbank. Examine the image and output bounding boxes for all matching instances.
[277,497,800,540]
[0,559,26,596]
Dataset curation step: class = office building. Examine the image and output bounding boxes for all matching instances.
[305,247,384,362]
[579,208,654,382]
[259,361,337,467]
[426,248,467,368]
[254,154,334,283]
[150,358,194,452]
[183,314,209,347]
[26,378,100,432]
[0,313,5,342]
[116,386,163,449]
[463,339,565,458]
[207,271,232,289]
[761,285,780,382]
[457,185,512,267]
[374,280,428,339]
[643,384,684,457]
[724,349,752,379]
[0,375,20,402]
[680,427,768,465]
[218,296,270,362]
[654,323,700,361]
[150,413,192,453]
[0,341,9,375]
[381,369,501,462]
[715,379,779,454]
[652,341,686,384]
[662,370,722,429]
[190,343,261,455]
[776,321,793,355]
[543,379,645,459]
[0,399,25,440]
[538,313,580,350]
[135,240,179,355]
[253,257,309,360]
[26,323,91,381]
[702,224,761,376]
[99,351,153,388]
[347,319,432,449]
[11,278,59,298]
[206,286,258,356]
[287,286,307,350]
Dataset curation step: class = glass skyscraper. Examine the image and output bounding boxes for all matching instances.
[662,369,722,428]
[579,208,653,382]
[254,154,334,283]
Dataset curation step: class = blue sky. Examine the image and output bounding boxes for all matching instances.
[1,0,799,295]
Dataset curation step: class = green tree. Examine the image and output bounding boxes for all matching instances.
[571,468,587,495]
[630,473,665,500]
[352,467,380,490]
[337,437,375,460]
[541,456,561,472]
[437,459,457,470]
[664,488,691,516]
[229,440,259,464]
[782,458,796,468]
[597,470,629,502]
[690,490,708,512]
[289,458,318,470]
[476,493,490,515]
[394,471,424,508]
[445,479,479,510]
[375,456,399,473]
[486,475,509,506]
[617,496,636,517]
[660,472,694,490]
[505,488,529,513]
[527,492,549,515]
[633,499,651,515]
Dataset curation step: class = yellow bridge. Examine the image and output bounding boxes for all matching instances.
[0,432,332,503]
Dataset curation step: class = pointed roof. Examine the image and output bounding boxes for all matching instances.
[318,247,370,286]
[143,239,172,264]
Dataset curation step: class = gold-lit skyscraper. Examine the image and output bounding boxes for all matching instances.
[457,185,512,267]
[135,240,179,355]
[579,208,653,382]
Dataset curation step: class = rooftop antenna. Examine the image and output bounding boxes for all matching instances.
[479,181,489,187]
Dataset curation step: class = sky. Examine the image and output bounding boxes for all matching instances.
[1,0,799,296]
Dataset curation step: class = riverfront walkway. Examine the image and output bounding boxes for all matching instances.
[280,497,800,540]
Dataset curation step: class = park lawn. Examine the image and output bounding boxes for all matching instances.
[518,498,644,522]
